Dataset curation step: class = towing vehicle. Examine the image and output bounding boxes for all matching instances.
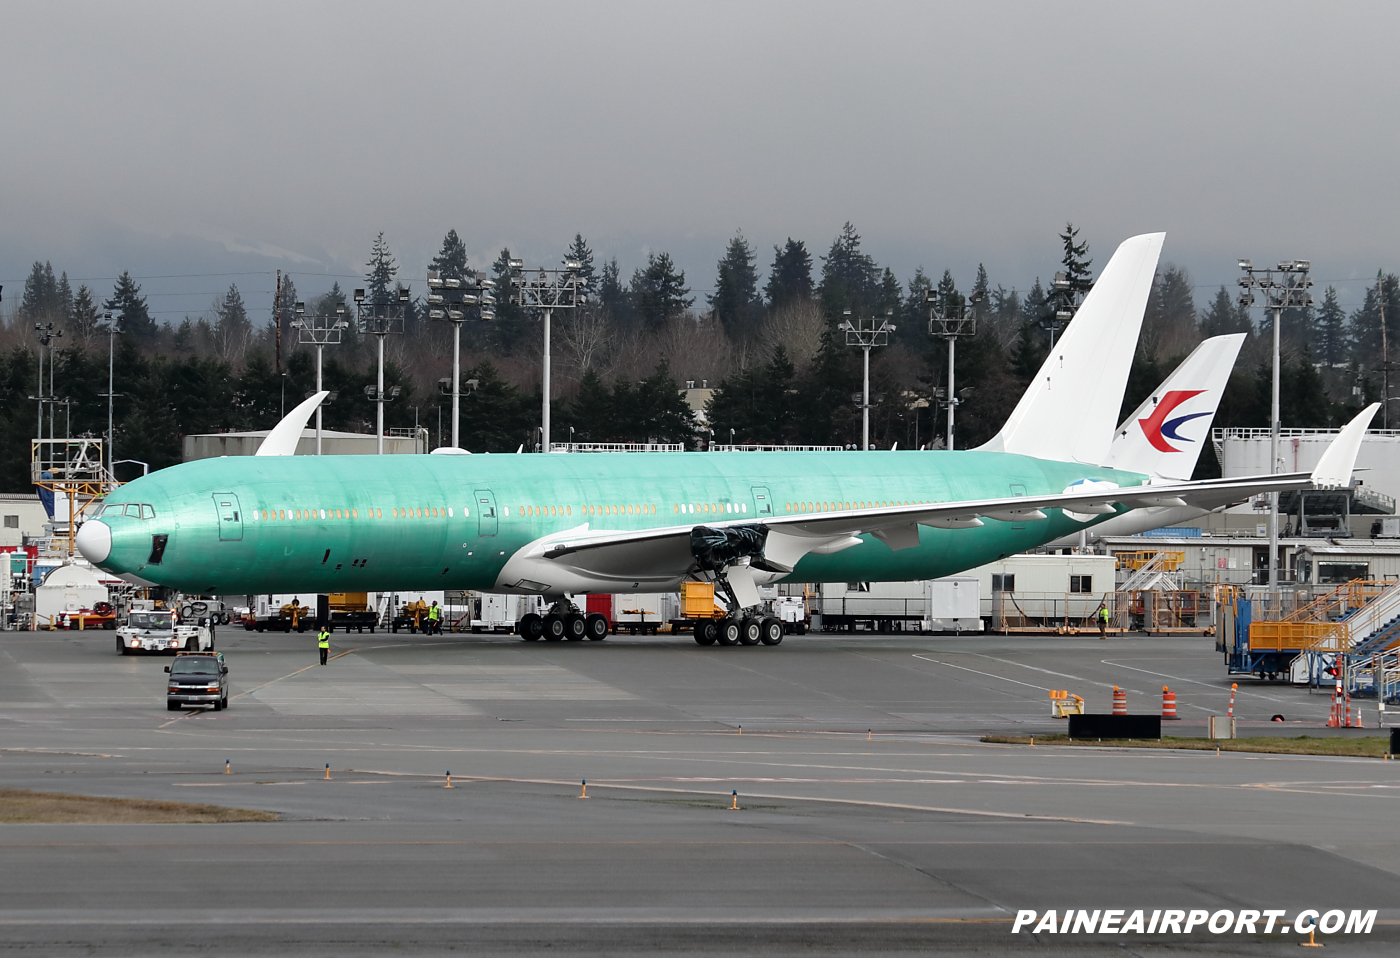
[116,609,213,655]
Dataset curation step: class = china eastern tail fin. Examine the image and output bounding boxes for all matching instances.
[977,232,1164,465]
[1103,333,1246,481]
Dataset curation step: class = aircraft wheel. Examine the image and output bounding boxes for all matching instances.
[760,617,784,645]
[543,615,566,641]
[585,613,609,641]
[716,619,740,646]
[518,613,542,641]
[694,620,718,645]
[738,617,762,646]
[564,613,587,641]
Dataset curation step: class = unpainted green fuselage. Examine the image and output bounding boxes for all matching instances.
[86,450,1145,595]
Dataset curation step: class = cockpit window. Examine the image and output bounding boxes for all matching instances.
[101,503,155,518]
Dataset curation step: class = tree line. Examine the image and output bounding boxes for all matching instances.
[2,224,1393,488]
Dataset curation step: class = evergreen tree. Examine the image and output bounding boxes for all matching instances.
[55,272,74,324]
[568,368,615,440]
[1200,285,1250,337]
[429,229,470,281]
[709,233,763,341]
[1315,285,1346,366]
[365,232,398,306]
[596,257,630,325]
[104,271,156,342]
[706,345,799,444]
[903,268,934,328]
[314,282,349,320]
[611,360,697,444]
[817,222,879,320]
[489,249,528,352]
[214,284,251,361]
[563,233,596,290]
[970,264,990,314]
[70,285,102,348]
[1020,278,1048,329]
[991,285,1020,322]
[765,238,813,310]
[629,253,692,327]
[19,261,60,321]
[1140,265,1197,360]
[1058,222,1093,290]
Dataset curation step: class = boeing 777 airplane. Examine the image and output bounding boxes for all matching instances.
[75,234,1377,643]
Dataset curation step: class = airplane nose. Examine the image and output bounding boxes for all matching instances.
[76,520,112,564]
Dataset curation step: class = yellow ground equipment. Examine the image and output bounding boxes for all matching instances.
[1049,689,1085,718]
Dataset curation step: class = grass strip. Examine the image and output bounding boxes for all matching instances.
[0,788,278,824]
[980,734,1392,757]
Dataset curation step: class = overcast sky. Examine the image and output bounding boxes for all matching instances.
[2,0,1396,325]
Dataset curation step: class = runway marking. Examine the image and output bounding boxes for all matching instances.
[1100,659,1299,705]
[322,770,1133,824]
[154,648,362,729]
[910,656,1050,692]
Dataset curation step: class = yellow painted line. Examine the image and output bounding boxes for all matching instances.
[155,648,360,729]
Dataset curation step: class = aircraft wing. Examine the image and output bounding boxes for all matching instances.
[502,404,1378,589]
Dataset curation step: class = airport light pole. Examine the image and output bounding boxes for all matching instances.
[839,309,896,450]
[98,313,118,474]
[32,323,62,442]
[1238,258,1313,586]
[508,260,586,452]
[927,288,983,450]
[428,270,497,449]
[354,286,409,454]
[289,300,349,455]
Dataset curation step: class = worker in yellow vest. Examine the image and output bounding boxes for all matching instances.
[1096,604,1110,640]
[317,625,330,664]
[428,601,441,635]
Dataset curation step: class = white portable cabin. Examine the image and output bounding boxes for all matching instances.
[923,577,981,632]
[35,564,110,626]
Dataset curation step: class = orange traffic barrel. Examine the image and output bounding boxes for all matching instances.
[1161,686,1179,720]
[1112,686,1127,715]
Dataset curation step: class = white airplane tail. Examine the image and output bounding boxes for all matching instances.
[1103,333,1246,480]
[978,232,1164,465]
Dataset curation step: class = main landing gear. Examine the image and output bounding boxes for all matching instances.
[693,614,783,648]
[518,600,608,643]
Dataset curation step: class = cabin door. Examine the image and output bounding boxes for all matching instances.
[213,493,243,541]
[751,486,773,518]
[475,489,498,537]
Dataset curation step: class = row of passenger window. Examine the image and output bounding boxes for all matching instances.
[787,500,925,513]
[252,507,472,521]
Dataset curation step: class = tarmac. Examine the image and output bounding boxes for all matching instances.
[1,625,1397,956]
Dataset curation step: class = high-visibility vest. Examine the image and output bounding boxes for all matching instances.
[318,631,330,649]
[428,606,440,621]
[1098,608,1109,623]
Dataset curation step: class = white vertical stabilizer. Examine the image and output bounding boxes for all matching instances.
[977,232,1164,465]
[1103,333,1246,480]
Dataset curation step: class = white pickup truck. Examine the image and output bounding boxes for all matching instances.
[116,610,213,655]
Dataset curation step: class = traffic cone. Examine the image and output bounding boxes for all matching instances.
[1112,687,1127,715]
[1327,682,1341,728]
[1161,686,1179,720]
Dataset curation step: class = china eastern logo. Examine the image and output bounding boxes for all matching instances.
[1139,390,1211,453]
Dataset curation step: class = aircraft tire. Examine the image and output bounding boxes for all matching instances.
[564,613,587,641]
[543,615,566,641]
[759,618,784,645]
[738,618,762,646]
[716,620,740,646]
[585,613,609,641]
[694,620,717,645]
[518,613,542,641]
